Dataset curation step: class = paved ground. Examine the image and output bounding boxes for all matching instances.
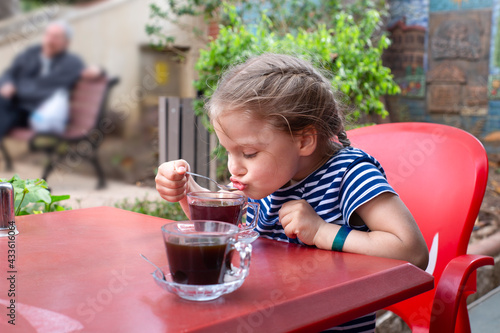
[0,161,161,209]
[469,286,500,332]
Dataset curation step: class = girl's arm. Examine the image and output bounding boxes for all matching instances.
[280,193,429,270]
[313,193,429,269]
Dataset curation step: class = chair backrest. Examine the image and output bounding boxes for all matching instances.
[347,122,488,329]
[63,76,119,139]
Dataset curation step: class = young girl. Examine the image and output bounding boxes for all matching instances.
[155,54,429,332]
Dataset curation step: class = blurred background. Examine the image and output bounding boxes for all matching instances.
[1,1,500,331]
[0,0,206,190]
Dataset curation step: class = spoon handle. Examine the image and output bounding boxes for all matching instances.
[140,254,165,280]
[185,172,222,190]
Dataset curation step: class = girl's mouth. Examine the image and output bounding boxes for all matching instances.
[230,178,247,191]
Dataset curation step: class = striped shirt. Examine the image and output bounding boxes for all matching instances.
[248,147,396,332]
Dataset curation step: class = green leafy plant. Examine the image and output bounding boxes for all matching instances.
[146,0,386,44]
[193,4,399,179]
[148,1,398,180]
[0,175,71,216]
[115,195,187,220]
[146,0,224,48]
[20,0,94,12]
[148,1,398,119]
[193,4,399,122]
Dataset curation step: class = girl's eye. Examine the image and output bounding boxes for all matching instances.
[243,152,258,159]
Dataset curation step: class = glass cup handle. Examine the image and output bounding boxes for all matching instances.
[227,241,252,280]
[239,201,260,230]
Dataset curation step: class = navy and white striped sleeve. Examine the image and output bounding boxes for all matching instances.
[339,156,396,228]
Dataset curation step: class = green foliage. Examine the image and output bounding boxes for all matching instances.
[194,3,399,122]
[115,195,187,220]
[0,175,71,216]
[148,0,398,119]
[146,0,225,48]
[148,0,399,180]
[146,0,387,43]
[21,0,92,12]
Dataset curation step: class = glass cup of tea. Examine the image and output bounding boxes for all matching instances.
[159,220,252,301]
[0,182,18,237]
[187,191,260,242]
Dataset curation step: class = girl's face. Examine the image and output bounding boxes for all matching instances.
[214,112,303,200]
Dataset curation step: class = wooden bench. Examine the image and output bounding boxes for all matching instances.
[0,75,119,188]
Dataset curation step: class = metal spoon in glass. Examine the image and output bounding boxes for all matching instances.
[140,254,165,280]
[185,171,238,192]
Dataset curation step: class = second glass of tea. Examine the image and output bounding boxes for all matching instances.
[187,191,260,242]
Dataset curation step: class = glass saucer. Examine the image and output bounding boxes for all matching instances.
[237,230,259,243]
[152,265,248,301]
[0,228,18,237]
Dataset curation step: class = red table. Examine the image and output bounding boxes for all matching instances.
[0,207,433,332]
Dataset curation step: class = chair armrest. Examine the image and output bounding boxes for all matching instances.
[429,254,494,333]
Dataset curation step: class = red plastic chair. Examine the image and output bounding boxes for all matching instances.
[347,122,493,333]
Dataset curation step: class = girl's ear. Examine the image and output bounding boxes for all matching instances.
[297,126,318,157]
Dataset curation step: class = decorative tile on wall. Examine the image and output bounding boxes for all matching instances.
[489,100,500,115]
[430,0,494,12]
[431,20,481,60]
[427,10,491,115]
[489,0,500,75]
[386,0,430,96]
[396,75,426,97]
[488,74,500,99]
[385,0,500,139]
[389,0,430,26]
[396,98,427,119]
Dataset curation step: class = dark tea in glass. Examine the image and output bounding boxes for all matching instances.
[187,192,260,243]
[166,241,228,285]
[162,221,251,287]
[189,203,241,225]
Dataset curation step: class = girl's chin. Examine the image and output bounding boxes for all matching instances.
[243,188,274,200]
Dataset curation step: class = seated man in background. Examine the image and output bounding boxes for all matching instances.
[0,20,101,138]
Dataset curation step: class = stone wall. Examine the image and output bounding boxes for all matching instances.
[385,0,500,152]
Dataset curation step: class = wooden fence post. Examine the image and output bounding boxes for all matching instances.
[158,97,167,165]
[180,98,196,166]
[167,97,181,162]
[158,97,215,189]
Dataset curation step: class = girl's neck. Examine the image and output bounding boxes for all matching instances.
[290,149,333,185]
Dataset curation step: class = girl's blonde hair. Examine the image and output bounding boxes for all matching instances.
[206,54,350,155]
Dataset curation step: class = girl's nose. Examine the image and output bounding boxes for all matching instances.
[228,156,246,177]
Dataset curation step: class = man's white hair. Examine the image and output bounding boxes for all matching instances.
[48,20,73,40]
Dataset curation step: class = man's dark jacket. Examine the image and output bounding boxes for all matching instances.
[0,44,84,111]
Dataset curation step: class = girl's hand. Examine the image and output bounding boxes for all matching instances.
[155,160,190,202]
[279,200,325,245]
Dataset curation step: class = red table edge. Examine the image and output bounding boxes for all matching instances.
[293,265,435,332]
[184,262,434,332]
